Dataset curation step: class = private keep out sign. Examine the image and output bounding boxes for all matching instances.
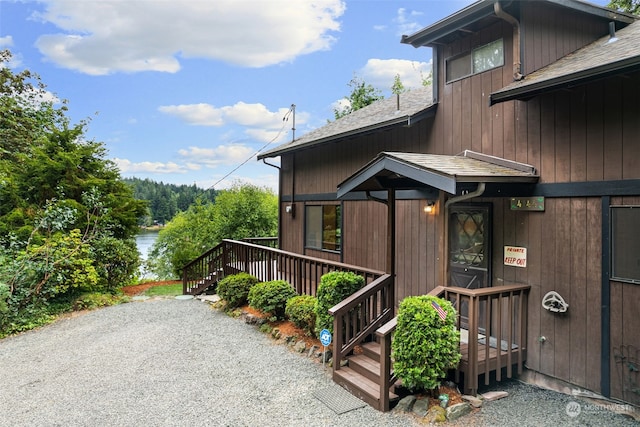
[504,246,527,268]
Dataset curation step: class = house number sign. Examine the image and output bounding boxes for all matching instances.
[510,196,545,211]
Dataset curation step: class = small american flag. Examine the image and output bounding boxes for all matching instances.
[431,300,447,321]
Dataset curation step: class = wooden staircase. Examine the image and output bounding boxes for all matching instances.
[333,342,399,410]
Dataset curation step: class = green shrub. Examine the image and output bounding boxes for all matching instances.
[314,271,364,336]
[248,280,297,320]
[392,295,461,392]
[285,295,317,336]
[73,292,129,311]
[216,273,259,308]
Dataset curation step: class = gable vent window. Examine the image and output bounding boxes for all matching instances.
[446,39,504,83]
[305,205,341,252]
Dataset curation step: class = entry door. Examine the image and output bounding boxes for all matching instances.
[449,204,491,328]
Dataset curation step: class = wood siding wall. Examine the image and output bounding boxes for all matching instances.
[276,5,640,402]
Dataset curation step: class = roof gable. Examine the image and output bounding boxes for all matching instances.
[258,85,435,159]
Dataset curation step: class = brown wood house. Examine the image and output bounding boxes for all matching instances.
[255,0,640,408]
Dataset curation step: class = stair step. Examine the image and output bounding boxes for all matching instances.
[349,354,381,383]
[334,367,399,410]
[361,341,381,359]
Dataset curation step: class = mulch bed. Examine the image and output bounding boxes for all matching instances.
[120,280,181,297]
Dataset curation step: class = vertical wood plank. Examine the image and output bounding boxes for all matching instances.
[569,198,587,388]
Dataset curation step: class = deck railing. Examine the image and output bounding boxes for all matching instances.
[377,283,530,398]
[182,239,385,296]
[328,274,394,373]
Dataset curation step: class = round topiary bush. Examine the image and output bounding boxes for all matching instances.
[285,295,318,337]
[216,273,259,308]
[314,271,365,336]
[248,280,297,320]
[392,295,461,392]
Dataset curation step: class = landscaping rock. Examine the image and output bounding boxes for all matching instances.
[271,328,281,340]
[446,402,471,421]
[461,394,484,408]
[411,398,429,417]
[393,395,416,413]
[294,340,306,353]
[424,406,447,424]
[307,345,319,358]
[482,390,509,401]
[320,349,332,363]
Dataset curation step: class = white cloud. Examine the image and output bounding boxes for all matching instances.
[360,58,432,89]
[0,35,14,47]
[158,104,225,127]
[114,158,188,174]
[177,145,254,167]
[160,102,307,143]
[394,8,424,37]
[32,0,345,75]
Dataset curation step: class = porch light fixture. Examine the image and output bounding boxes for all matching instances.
[424,201,436,214]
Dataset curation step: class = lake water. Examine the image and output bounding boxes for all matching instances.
[135,230,159,278]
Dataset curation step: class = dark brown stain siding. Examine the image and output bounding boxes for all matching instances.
[275,3,640,402]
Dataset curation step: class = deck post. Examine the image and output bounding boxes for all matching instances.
[386,189,396,311]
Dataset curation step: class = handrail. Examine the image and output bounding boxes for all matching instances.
[182,239,385,296]
[329,273,394,404]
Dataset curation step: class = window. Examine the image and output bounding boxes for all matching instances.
[305,205,341,252]
[446,39,504,83]
[611,206,640,283]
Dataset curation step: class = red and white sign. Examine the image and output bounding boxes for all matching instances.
[504,246,527,268]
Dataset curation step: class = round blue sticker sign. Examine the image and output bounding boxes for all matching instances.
[319,329,332,346]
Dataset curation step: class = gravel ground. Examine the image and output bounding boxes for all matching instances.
[0,298,637,427]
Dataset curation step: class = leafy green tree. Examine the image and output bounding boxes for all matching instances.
[333,76,383,120]
[147,182,278,278]
[607,0,640,14]
[0,49,147,336]
[391,74,406,95]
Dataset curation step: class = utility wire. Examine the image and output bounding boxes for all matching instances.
[208,105,295,190]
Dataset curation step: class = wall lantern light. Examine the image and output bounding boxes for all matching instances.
[423,201,436,214]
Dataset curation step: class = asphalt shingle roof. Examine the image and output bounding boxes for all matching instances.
[258,85,435,159]
[490,19,640,104]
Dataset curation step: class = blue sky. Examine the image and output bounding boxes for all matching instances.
[1,0,610,192]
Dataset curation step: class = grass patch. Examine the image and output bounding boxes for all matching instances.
[144,283,183,297]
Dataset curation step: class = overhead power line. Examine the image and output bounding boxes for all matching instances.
[208,104,295,190]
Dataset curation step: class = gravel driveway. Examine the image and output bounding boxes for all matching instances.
[0,298,636,427]
[0,298,417,427]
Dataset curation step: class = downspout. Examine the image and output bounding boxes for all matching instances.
[444,182,486,209]
[494,1,523,81]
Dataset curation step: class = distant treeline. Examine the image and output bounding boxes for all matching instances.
[124,178,217,226]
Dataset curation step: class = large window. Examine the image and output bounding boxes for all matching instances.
[305,205,341,252]
[446,39,504,83]
[611,206,640,283]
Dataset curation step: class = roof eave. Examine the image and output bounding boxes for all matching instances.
[400,0,495,48]
[258,106,436,159]
[401,0,636,48]
[490,56,640,105]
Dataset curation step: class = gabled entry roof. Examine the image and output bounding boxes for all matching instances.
[337,151,538,198]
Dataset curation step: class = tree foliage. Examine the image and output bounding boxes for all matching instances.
[607,0,640,14]
[333,76,383,120]
[0,49,146,336]
[124,177,217,225]
[147,182,278,279]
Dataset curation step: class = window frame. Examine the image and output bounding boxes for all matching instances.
[610,205,640,284]
[304,204,342,253]
[445,38,504,84]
